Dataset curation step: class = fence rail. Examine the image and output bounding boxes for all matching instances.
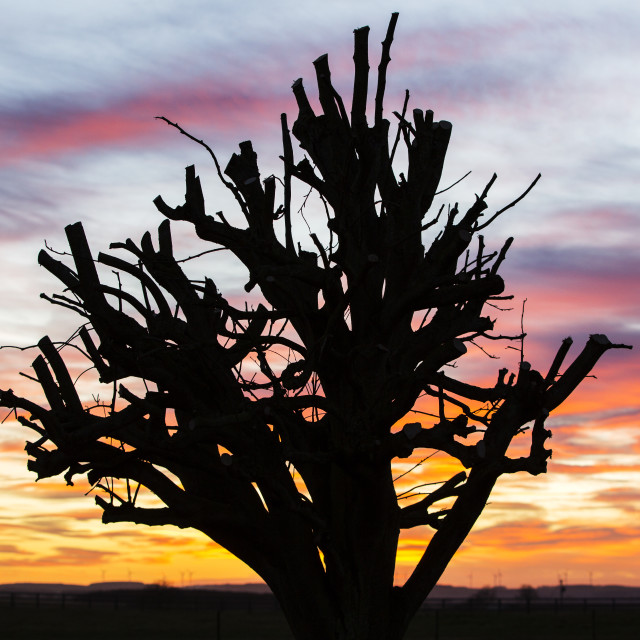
[421,596,640,613]
[0,588,280,612]
[1,589,639,613]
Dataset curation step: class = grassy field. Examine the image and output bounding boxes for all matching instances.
[406,608,640,640]
[1,605,639,639]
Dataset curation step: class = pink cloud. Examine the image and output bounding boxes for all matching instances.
[0,79,294,167]
[0,13,565,171]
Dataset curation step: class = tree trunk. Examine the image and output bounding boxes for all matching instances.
[265,457,403,640]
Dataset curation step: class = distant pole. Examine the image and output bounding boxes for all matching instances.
[559,578,566,602]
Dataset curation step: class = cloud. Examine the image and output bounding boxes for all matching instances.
[469,519,640,551]
[549,462,640,476]
[553,407,640,427]
[483,501,544,514]
[0,543,27,555]
[5,479,93,501]
[0,439,25,455]
[0,545,117,567]
[0,85,292,168]
[508,243,640,284]
[58,509,102,521]
[592,488,640,513]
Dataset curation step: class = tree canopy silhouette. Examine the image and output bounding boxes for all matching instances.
[0,13,631,640]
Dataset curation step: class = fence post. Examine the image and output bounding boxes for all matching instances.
[216,608,221,640]
[434,608,439,640]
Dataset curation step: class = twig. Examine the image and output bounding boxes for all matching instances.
[434,171,472,196]
[393,450,438,483]
[390,89,410,166]
[44,240,72,257]
[155,116,251,221]
[519,298,527,364]
[476,174,541,231]
[176,247,227,264]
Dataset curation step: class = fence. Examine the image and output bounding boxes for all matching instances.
[0,587,281,612]
[1,588,639,613]
[2,591,639,640]
[421,596,640,613]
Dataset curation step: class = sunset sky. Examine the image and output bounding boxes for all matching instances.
[1,0,639,590]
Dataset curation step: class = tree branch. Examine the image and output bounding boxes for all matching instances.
[375,12,399,126]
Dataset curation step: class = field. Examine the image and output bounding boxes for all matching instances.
[2,604,639,640]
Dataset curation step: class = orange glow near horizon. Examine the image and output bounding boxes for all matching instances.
[1,313,638,589]
[2,360,638,589]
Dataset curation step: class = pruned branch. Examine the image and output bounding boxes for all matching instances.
[544,334,632,411]
[375,12,399,125]
[399,471,466,528]
[351,25,370,132]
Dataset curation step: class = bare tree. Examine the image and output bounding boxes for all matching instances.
[0,14,631,640]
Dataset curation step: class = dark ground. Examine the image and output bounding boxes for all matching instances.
[2,605,639,639]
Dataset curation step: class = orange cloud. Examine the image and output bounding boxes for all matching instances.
[0,439,25,454]
[1,545,117,567]
[593,488,640,513]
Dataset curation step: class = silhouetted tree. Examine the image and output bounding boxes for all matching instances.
[0,14,631,640]
[519,584,537,602]
[473,586,498,604]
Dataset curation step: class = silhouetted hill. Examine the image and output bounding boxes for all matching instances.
[2,581,639,600]
[429,585,476,599]
[536,584,640,599]
[184,582,272,593]
[429,584,640,600]
[0,581,145,593]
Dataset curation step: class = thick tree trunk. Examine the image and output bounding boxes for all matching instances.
[264,456,402,640]
[327,467,399,639]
